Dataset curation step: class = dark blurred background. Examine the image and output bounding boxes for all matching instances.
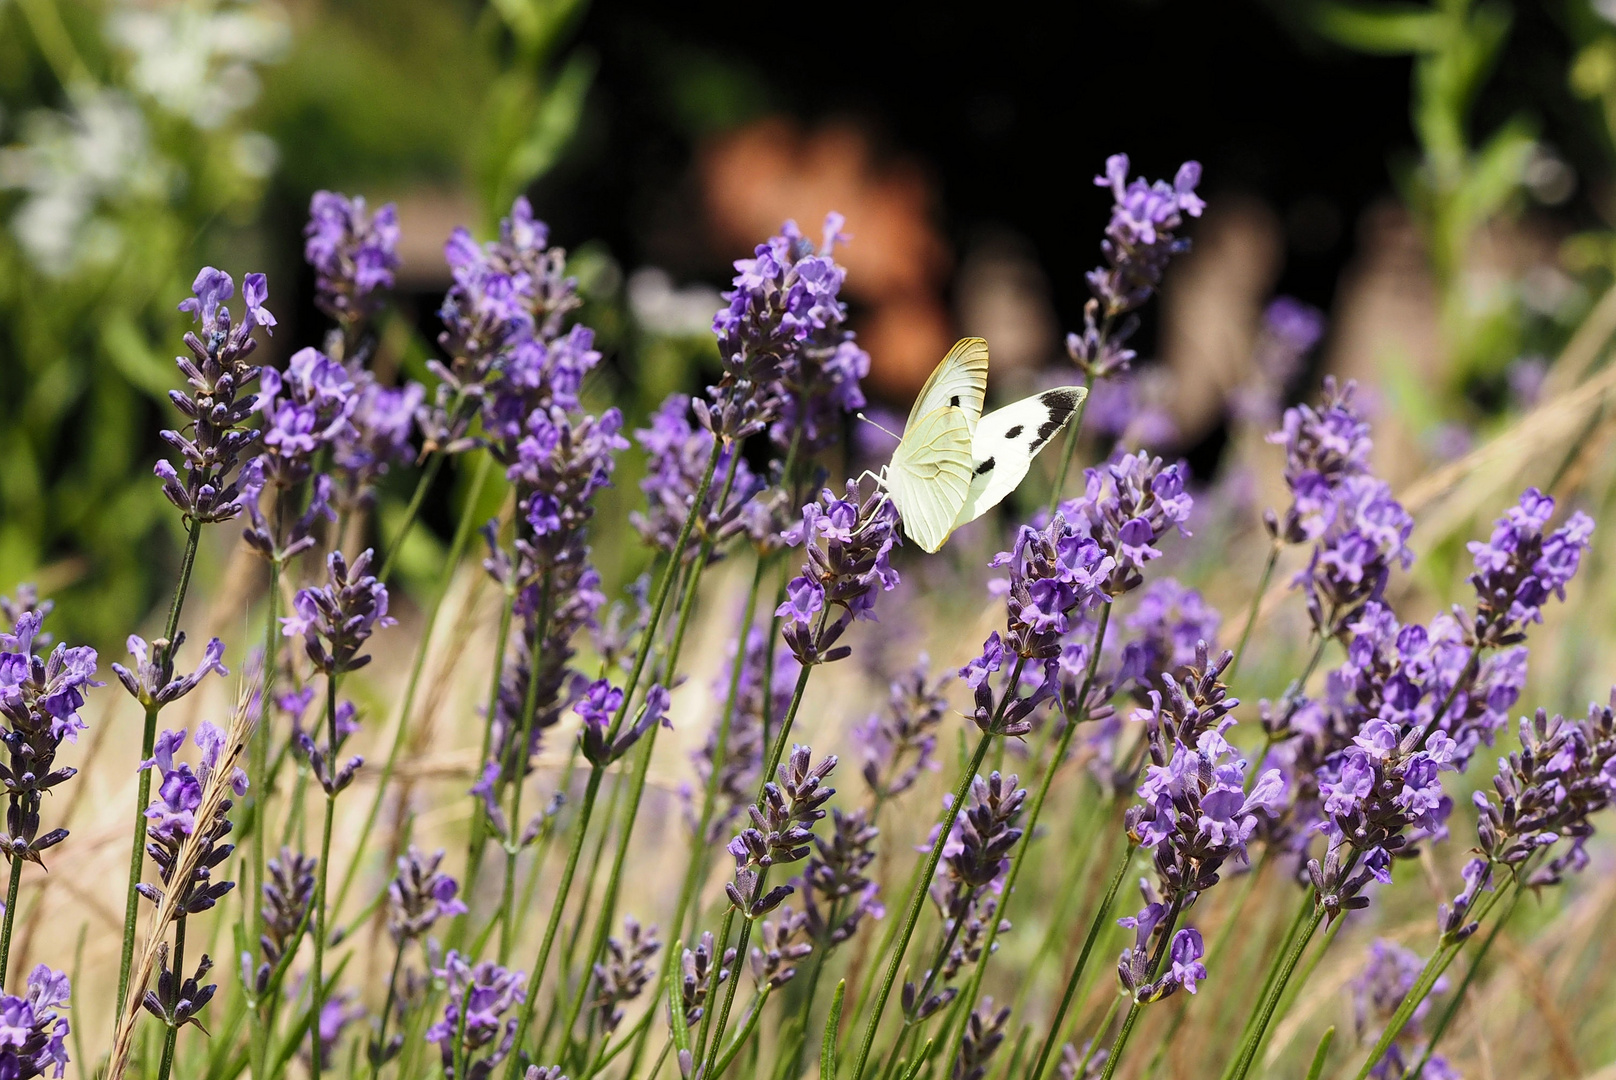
[7,0,1616,639]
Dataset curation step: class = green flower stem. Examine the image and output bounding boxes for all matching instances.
[337,450,493,924]
[0,853,25,990]
[155,916,187,1080]
[847,705,1010,1080]
[1071,993,1122,1080]
[1007,786,1105,1023]
[1408,888,1514,1078]
[1352,869,1515,1080]
[499,580,554,964]
[694,665,815,1077]
[1230,538,1281,679]
[944,606,1113,1072]
[251,554,281,954]
[1218,891,1312,1080]
[1226,901,1325,1080]
[503,441,725,1080]
[1027,842,1137,1080]
[559,452,743,1068]
[308,672,344,1078]
[1046,374,1093,512]
[368,938,409,1080]
[1097,884,1189,1080]
[709,987,773,1080]
[459,582,517,937]
[377,442,448,584]
[116,514,204,1026]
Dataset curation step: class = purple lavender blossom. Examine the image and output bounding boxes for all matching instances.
[1060,451,1193,597]
[333,379,424,507]
[1352,939,1455,1080]
[954,997,1012,1080]
[426,952,526,1080]
[632,393,763,561]
[1229,297,1326,426]
[0,607,99,867]
[0,965,71,1078]
[852,657,951,801]
[157,267,274,524]
[314,991,367,1063]
[777,481,901,666]
[1295,473,1413,638]
[256,347,358,487]
[591,918,661,1033]
[304,191,401,326]
[1115,578,1220,694]
[388,846,468,944]
[1464,487,1594,648]
[282,549,395,675]
[699,214,857,441]
[1067,155,1203,380]
[578,680,670,767]
[1264,377,1373,545]
[799,807,883,948]
[245,847,315,994]
[111,633,227,709]
[725,747,837,919]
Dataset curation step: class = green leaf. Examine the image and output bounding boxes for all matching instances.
[899,1039,935,1080]
[1305,1025,1336,1080]
[1310,2,1445,54]
[820,979,846,1080]
[668,940,692,1056]
[498,49,597,207]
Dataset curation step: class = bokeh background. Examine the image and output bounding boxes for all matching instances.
[11,0,1616,645]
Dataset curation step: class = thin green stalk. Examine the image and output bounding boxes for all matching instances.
[563,453,744,1067]
[500,582,554,963]
[1046,375,1093,512]
[460,584,517,932]
[0,854,24,989]
[1096,890,1188,1080]
[848,726,1000,1080]
[156,918,188,1080]
[945,607,1112,1071]
[252,555,280,961]
[1408,888,1516,1077]
[369,940,408,1080]
[1226,902,1325,1080]
[1070,993,1121,1080]
[1026,843,1136,1080]
[309,676,342,1078]
[378,447,447,583]
[1230,539,1281,678]
[710,988,772,1080]
[1219,892,1312,1080]
[335,450,492,921]
[117,516,205,1019]
[695,665,815,1076]
[1008,790,1104,1023]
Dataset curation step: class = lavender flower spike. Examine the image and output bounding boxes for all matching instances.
[282,549,395,675]
[0,964,71,1078]
[305,191,402,326]
[1465,487,1594,648]
[388,846,469,943]
[426,952,526,1080]
[112,633,228,709]
[777,481,901,666]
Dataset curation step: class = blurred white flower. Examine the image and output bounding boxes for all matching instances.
[627,267,724,337]
[0,90,167,276]
[108,0,290,130]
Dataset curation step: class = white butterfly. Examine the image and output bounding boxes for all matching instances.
[875,338,1087,553]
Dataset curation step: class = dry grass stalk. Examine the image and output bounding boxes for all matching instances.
[105,684,256,1080]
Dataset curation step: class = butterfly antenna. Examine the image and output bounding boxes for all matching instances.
[856,413,900,441]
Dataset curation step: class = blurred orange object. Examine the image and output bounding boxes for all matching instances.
[699,117,954,398]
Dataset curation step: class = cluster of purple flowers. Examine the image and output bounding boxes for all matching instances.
[245,846,315,995]
[1067,155,1203,381]
[1352,940,1458,1080]
[256,346,359,488]
[426,952,526,1080]
[304,191,402,328]
[1114,578,1222,697]
[724,746,837,919]
[1230,297,1327,427]
[702,214,866,443]
[798,806,884,949]
[591,917,661,1033]
[963,515,1115,737]
[0,965,71,1078]
[156,268,275,524]
[851,657,951,802]
[0,604,99,868]
[1264,377,1373,545]
[1060,451,1193,597]
[632,394,767,562]
[1464,487,1594,648]
[776,482,901,666]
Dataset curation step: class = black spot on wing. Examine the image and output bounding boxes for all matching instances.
[950,395,961,407]
[975,457,996,476]
[1030,388,1083,451]
[1004,424,1023,439]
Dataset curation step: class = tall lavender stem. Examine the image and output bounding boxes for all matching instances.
[503,439,724,1080]
[944,605,1114,1072]
[309,676,340,1078]
[847,652,1024,1080]
[116,515,203,1018]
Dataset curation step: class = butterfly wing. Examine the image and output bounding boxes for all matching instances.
[907,337,990,433]
[952,387,1088,528]
[887,405,975,553]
